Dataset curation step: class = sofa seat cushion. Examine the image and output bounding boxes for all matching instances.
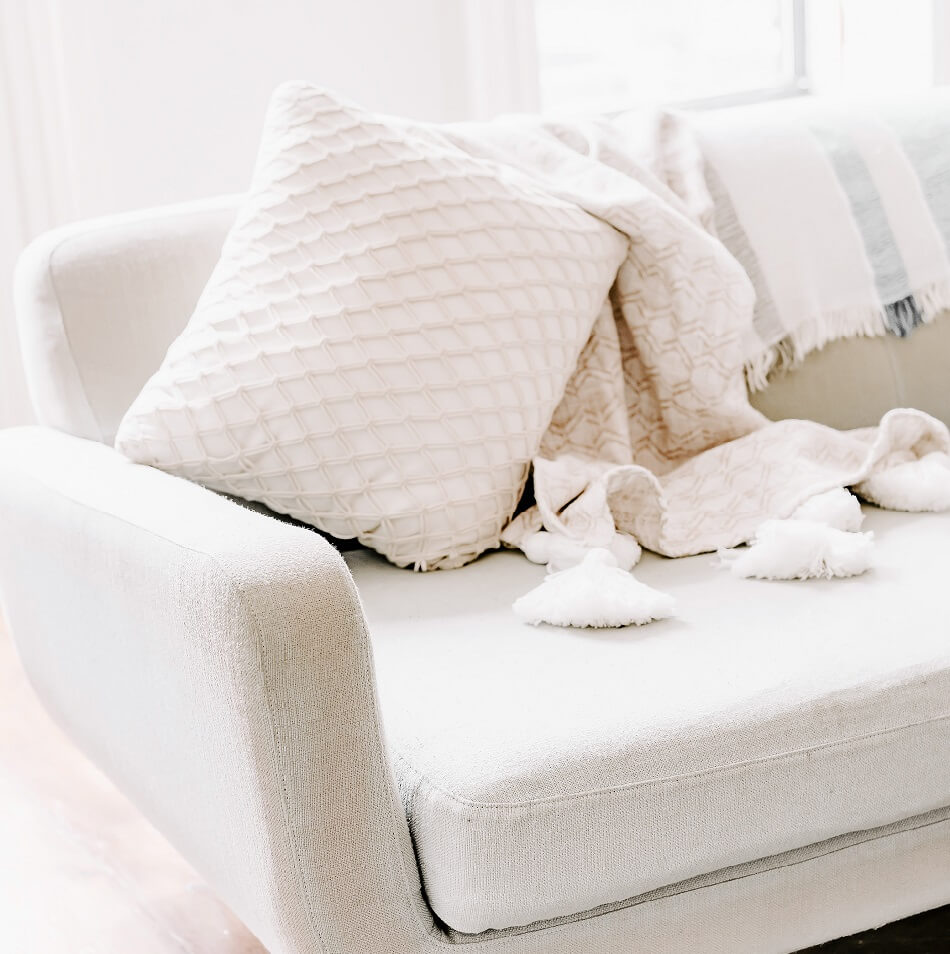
[346,507,950,934]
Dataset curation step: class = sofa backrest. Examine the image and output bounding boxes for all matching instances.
[751,318,950,429]
[13,196,950,444]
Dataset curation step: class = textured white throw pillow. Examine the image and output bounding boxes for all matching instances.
[116,83,626,568]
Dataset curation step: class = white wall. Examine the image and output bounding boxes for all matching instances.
[0,0,475,427]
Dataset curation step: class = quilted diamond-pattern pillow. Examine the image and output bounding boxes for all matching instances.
[115,83,627,569]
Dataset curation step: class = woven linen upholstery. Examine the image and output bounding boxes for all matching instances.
[3,426,950,954]
[114,83,626,569]
[14,196,238,444]
[11,146,950,952]
[352,510,950,932]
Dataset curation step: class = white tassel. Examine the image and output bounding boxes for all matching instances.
[520,529,642,572]
[721,520,874,581]
[855,451,950,512]
[792,487,864,531]
[513,549,674,628]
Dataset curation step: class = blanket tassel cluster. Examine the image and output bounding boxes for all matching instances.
[514,455,950,629]
[435,114,950,631]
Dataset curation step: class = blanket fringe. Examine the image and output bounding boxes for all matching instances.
[744,278,950,393]
[912,276,950,325]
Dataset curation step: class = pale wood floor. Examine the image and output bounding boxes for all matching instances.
[0,618,264,954]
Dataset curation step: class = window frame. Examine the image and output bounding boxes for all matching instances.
[674,0,809,110]
[535,0,810,114]
[463,0,949,119]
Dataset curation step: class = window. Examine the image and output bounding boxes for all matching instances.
[529,0,945,115]
[534,0,805,113]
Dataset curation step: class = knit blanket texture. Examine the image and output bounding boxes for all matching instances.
[437,111,950,561]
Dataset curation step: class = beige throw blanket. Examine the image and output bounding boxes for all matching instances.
[692,93,950,389]
[440,115,950,561]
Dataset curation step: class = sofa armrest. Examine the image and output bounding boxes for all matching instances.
[15,196,239,444]
[0,427,430,954]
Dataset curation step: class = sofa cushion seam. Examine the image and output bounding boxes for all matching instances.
[445,808,950,944]
[394,708,950,811]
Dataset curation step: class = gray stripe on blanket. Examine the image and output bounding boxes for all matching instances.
[703,162,785,348]
[881,103,950,259]
[807,121,921,337]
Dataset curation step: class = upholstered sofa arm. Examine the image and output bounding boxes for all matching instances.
[14,196,238,444]
[0,426,430,954]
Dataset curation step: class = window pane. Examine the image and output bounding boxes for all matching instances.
[535,0,794,112]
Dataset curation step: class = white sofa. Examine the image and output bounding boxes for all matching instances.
[2,197,950,953]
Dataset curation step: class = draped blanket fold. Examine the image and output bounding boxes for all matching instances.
[437,113,950,560]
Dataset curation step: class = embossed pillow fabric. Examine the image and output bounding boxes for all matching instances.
[115,83,626,569]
